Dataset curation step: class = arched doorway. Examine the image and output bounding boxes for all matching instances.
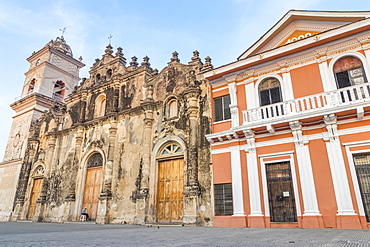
[157,143,184,223]
[27,166,45,219]
[82,153,103,221]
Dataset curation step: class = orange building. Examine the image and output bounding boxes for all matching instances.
[205,10,370,229]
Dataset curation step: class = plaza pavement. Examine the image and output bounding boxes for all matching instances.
[0,221,369,246]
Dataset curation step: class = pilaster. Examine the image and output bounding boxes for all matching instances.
[229,146,245,217]
[323,114,359,228]
[243,130,264,228]
[289,121,323,227]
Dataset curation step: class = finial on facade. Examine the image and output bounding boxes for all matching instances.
[105,44,113,55]
[141,56,151,67]
[171,51,180,63]
[202,56,214,71]
[152,68,158,75]
[192,50,200,61]
[130,56,138,68]
[189,50,203,66]
[116,47,126,65]
[146,84,154,101]
[116,47,123,56]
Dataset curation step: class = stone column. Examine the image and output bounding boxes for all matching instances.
[135,97,154,224]
[96,117,117,224]
[62,128,83,222]
[183,87,201,224]
[243,130,264,227]
[33,136,57,222]
[12,139,39,221]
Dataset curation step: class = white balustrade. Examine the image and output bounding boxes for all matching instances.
[243,83,370,124]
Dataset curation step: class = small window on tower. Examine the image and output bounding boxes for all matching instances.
[36,59,41,66]
[28,79,36,93]
[53,81,65,101]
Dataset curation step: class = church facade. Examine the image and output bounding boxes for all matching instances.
[205,10,370,229]
[0,36,214,225]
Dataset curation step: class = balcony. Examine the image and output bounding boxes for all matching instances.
[242,82,370,126]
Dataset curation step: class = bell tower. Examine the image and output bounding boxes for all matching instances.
[3,36,84,162]
[0,36,84,221]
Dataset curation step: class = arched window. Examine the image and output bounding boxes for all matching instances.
[95,74,101,84]
[87,153,103,168]
[159,143,183,157]
[36,59,41,66]
[28,79,36,93]
[258,77,282,106]
[107,69,113,80]
[53,81,65,101]
[333,56,367,88]
[95,94,106,117]
[166,99,178,118]
[33,166,45,176]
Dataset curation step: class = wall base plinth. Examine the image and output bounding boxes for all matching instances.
[248,216,265,228]
[302,215,324,228]
[336,215,362,229]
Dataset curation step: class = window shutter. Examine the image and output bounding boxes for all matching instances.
[260,89,271,106]
[223,95,231,120]
[214,97,223,122]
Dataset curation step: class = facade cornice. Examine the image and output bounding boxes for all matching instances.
[205,18,370,81]
[27,45,84,68]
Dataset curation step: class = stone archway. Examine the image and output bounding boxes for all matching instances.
[27,166,45,220]
[82,152,103,220]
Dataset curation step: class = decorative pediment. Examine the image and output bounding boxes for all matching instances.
[238,10,370,60]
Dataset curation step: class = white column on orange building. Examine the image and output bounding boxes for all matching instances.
[323,114,356,215]
[289,121,321,216]
[281,68,294,100]
[317,52,336,92]
[244,78,257,110]
[229,145,245,216]
[243,130,263,216]
[362,42,370,76]
[227,82,239,128]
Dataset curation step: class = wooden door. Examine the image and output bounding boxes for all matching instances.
[82,167,102,220]
[353,153,370,222]
[28,178,43,219]
[157,158,184,222]
[266,162,297,222]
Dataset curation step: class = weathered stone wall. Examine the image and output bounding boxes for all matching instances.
[11,47,214,226]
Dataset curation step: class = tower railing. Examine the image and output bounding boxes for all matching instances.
[14,87,65,102]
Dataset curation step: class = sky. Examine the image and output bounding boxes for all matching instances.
[0,0,370,160]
